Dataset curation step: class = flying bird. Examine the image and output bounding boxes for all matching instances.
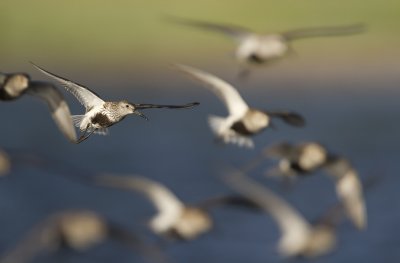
[265,142,366,229]
[167,16,365,77]
[224,171,342,259]
[31,63,199,143]
[0,210,169,263]
[175,64,305,148]
[95,174,261,241]
[0,72,77,142]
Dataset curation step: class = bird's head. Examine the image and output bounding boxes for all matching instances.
[117,101,148,120]
[3,73,30,97]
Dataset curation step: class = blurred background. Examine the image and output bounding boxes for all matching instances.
[0,0,399,262]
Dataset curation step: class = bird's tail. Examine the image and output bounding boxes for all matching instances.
[71,115,85,128]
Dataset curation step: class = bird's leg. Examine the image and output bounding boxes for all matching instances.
[76,124,95,144]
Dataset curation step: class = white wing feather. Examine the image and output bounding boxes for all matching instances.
[31,63,104,110]
[95,174,184,232]
[176,64,249,118]
[225,171,312,256]
[27,81,77,142]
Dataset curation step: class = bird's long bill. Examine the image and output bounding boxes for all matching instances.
[133,110,149,120]
[131,102,199,110]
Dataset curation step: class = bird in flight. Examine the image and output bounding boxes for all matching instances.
[0,210,169,263]
[167,16,365,78]
[264,141,367,230]
[31,63,199,143]
[0,72,77,142]
[175,64,305,148]
[224,171,344,259]
[95,174,261,241]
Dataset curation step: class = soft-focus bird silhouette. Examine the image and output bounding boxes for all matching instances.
[0,210,169,263]
[167,16,365,78]
[0,72,77,142]
[95,174,261,241]
[175,64,305,148]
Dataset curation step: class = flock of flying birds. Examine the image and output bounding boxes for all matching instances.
[0,16,370,263]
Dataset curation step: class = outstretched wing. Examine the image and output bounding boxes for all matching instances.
[267,111,306,127]
[95,174,184,220]
[31,62,104,110]
[224,170,312,256]
[165,15,251,42]
[281,23,366,42]
[27,81,77,142]
[175,64,249,118]
[0,216,60,263]
[196,194,263,211]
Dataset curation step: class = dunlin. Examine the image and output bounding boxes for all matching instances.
[31,63,199,143]
[0,72,76,142]
[168,16,365,76]
[265,142,366,229]
[224,172,342,258]
[0,210,168,263]
[176,64,305,148]
[96,174,260,241]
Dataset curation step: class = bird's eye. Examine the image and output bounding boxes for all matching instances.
[126,105,129,108]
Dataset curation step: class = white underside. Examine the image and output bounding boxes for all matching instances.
[208,115,254,148]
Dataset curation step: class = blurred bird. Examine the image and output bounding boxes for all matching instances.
[265,142,366,229]
[31,63,200,143]
[0,72,77,142]
[175,64,305,148]
[167,16,365,77]
[0,150,11,177]
[95,174,261,241]
[266,142,328,178]
[224,171,342,259]
[0,210,169,263]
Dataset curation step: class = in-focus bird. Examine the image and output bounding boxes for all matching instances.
[265,141,366,229]
[31,63,199,143]
[95,174,261,241]
[167,16,365,77]
[224,171,343,259]
[0,72,77,142]
[0,210,168,263]
[175,64,305,148]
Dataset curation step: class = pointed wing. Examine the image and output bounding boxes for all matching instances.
[31,62,104,110]
[224,170,312,253]
[267,111,306,127]
[175,64,249,118]
[27,81,77,142]
[107,222,171,263]
[95,174,184,218]
[281,23,366,42]
[0,216,61,263]
[165,15,251,42]
[196,194,263,211]
[323,157,366,230]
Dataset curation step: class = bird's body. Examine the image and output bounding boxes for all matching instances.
[0,72,76,142]
[225,172,338,258]
[266,142,328,177]
[32,63,199,143]
[168,17,365,76]
[95,174,260,241]
[236,34,288,64]
[265,142,366,230]
[0,210,167,263]
[176,64,305,148]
